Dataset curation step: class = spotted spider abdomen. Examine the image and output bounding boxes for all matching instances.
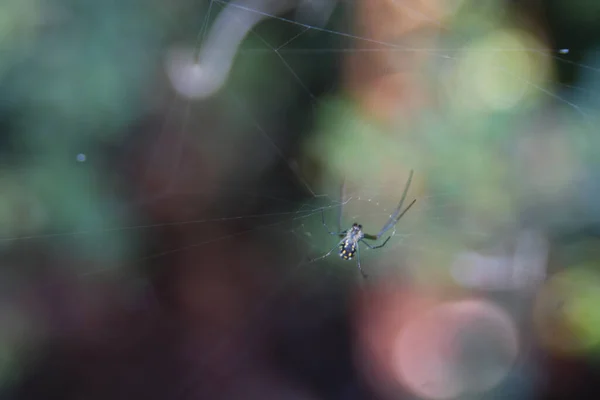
[339,240,356,260]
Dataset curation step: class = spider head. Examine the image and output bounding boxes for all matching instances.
[349,224,363,240]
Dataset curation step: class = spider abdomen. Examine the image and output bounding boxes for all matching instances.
[339,240,356,260]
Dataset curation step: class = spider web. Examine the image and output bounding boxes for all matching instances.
[2,0,597,290]
[153,0,592,285]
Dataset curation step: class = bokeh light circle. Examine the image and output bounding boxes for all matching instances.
[394,299,519,399]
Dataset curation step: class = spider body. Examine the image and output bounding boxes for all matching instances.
[315,170,417,279]
[340,224,362,260]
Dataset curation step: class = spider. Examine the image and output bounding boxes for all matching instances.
[316,170,416,279]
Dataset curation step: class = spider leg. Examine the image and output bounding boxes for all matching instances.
[374,198,417,240]
[375,170,415,239]
[310,239,344,263]
[361,236,391,250]
[338,176,346,233]
[321,209,345,236]
[355,245,368,279]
